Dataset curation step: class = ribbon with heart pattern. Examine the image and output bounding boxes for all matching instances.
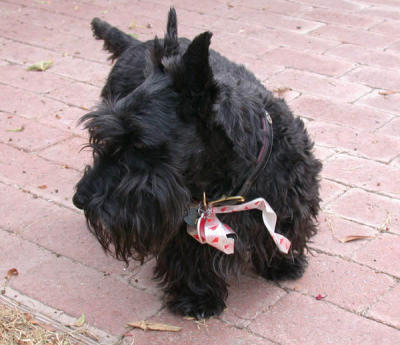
[187,197,291,254]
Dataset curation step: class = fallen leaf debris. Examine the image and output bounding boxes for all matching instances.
[127,320,182,332]
[27,60,53,71]
[339,235,374,243]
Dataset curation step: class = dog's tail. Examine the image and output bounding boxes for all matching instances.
[91,17,139,60]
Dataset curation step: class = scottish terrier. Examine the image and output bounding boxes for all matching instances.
[73,8,322,319]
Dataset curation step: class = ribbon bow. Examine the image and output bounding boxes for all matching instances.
[186,197,291,254]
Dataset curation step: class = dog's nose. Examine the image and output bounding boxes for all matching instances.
[72,193,86,209]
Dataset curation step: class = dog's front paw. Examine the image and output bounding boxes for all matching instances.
[167,293,226,319]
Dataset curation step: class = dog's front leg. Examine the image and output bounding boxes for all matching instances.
[154,227,228,319]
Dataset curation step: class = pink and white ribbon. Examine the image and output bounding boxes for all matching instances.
[187,198,291,255]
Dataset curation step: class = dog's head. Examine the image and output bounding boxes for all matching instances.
[73,9,227,261]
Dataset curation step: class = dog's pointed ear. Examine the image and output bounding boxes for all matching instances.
[151,36,164,71]
[150,8,179,71]
[164,7,179,56]
[182,31,213,92]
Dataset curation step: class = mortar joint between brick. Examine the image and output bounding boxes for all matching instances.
[0,226,155,298]
[280,286,400,330]
[321,41,343,55]
[283,65,350,79]
[302,21,327,35]
[361,280,399,318]
[338,149,393,164]
[33,134,76,154]
[0,35,109,66]
[388,153,400,166]
[323,209,400,238]
[357,99,400,117]
[321,208,374,231]
[0,179,80,214]
[316,141,395,164]
[221,316,284,345]
[320,185,349,210]
[0,78,99,110]
[372,114,398,133]
[366,18,387,32]
[336,63,362,79]
[322,175,400,200]
[309,245,400,280]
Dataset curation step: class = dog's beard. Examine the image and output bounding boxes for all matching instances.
[81,167,189,263]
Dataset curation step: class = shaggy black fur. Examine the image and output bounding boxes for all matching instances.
[73,8,322,319]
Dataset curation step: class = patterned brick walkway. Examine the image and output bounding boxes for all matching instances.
[0,0,399,344]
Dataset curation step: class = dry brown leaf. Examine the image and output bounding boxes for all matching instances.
[6,268,19,280]
[30,319,40,325]
[273,87,292,97]
[183,316,195,320]
[339,235,373,243]
[39,323,57,332]
[38,185,48,189]
[127,320,181,332]
[128,21,144,29]
[379,90,397,96]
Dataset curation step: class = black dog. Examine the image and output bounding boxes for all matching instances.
[73,8,322,319]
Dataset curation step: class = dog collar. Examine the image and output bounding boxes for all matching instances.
[186,196,291,254]
[235,110,273,197]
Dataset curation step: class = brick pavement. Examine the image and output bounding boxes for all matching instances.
[0,0,399,344]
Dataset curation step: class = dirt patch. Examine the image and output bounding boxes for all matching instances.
[0,303,76,345]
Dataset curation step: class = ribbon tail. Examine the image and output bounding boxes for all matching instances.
[272,233,291,254]
[259,198,291,254]
[214,197,292,254]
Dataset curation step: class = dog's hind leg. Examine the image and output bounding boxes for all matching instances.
[251,219,314,281]
[253,251,308,281]
[91,17,139,60]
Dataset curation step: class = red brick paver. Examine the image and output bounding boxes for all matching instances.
[368,283,400,329]
[0,0,399,344]
[249,293,400,345]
